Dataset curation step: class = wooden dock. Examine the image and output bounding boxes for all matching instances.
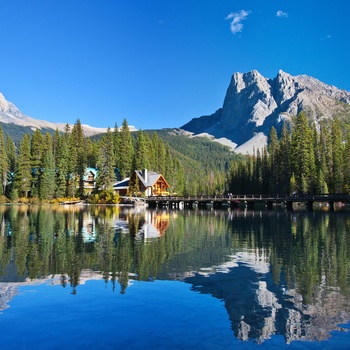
[145,194,350,211]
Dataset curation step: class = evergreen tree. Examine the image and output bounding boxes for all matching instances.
[278,123,291,193]
[86,138,99,168]
[289,173,297,195]
[172,159,185,195]
[13,134,32,198]
[316,168,328,194]
[0,127,7,195]
[151,132,160,171]
[113,123,120,170]
[39,134,55,200]
[96,128,116,191]
[5,135,16,196]
[52,129,61,166]
[330,118,344,192]
[133,129,150,171]
[71,119,87,197]
[5,135,16,173]
[30,129,45,197]
[318,122,331,186]
[66,124,77,197]
[290,112,316,194]
[268,126,279,192]
[118,119,134,179]
[343,131,350,193]
[164,144,174,187]
[157,136,166,175]
[55,132,69,198]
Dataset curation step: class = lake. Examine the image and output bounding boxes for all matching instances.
[0,204,349,349]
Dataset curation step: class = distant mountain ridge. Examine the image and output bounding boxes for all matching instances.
[180,70,350,153]
[2,70,350,155]
[0,92,110,137]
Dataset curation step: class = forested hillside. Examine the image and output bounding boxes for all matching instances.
[142,129,234,195]
[0,122,55,146]
[0,118,237,202]
[91,126,236,196]
[1,110,350,202]
[228,112,350,195]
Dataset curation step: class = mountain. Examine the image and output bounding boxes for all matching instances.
[180,70,350,154]
[0,92,109,140]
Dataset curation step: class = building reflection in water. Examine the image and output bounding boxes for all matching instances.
[0,206,349,345]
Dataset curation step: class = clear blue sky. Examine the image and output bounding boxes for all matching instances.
[1,0,349,130]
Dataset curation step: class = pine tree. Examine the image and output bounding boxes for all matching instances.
[172,159,185,195]
[52,129,61,166]
[157,137,166,175]
[164,144,174,188]
[343,131,350,193]
[278,123,291,193]
[118,119,134,179]
[113,123,120,170]
[71,119,87,197]
[96,128,116,191]
[86,138,99,168]
[0,127,7,195]
[133,129,150,171]
[13,134,32,198]
[318,122,331,187]
[330,118,344,193]
[316,168,328,194]
[30,129,45,197]
[268,126,279,192]
[290,112,315,194]
[5,135,16,196]
[55,132,69,198]
[39,134,55,200]
[66,124,77,197]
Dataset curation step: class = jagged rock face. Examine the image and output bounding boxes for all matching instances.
[0,93,25,120]
[181,70,350,152]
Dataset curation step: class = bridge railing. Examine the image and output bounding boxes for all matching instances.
[145,193,350,202]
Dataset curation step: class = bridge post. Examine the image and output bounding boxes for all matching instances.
[306,201,314,211]
[286,201,294,211]
[247,201,255,210]
[265,201,273,210]
[328,201,335,211]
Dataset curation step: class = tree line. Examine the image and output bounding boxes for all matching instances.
[0,118,186,201]
[227,112,350,195]
[1,110,348,201]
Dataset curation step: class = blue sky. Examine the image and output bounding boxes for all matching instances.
[1,0,349,130]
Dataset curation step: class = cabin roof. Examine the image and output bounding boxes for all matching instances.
[135,170,169,188]
[113,177,130,190]
[83,167,98,180]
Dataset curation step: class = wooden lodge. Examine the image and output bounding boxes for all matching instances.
[113,169,170,197]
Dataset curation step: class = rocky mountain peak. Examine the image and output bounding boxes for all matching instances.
[0,92,109,137]
[181,70,350,154]
[0,93,22,118]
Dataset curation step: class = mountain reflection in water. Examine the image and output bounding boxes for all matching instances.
[0,204,349,347]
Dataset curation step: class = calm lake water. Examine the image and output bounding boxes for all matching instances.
[0,204,349,349]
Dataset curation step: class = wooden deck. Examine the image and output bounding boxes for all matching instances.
[145,194,350,211]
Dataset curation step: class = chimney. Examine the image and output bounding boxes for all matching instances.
[142,169,148,183]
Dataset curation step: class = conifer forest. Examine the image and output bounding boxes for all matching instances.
[0,111,349,202]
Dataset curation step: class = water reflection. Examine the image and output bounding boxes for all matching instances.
[0,205,349,345]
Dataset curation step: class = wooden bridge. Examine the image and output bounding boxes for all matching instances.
[145,194,350,211]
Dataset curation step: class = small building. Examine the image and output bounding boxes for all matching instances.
[113,169,170,197]
[83,168,98,195]
[113,177,130,196]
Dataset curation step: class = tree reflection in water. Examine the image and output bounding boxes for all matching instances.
[0,205,349,344]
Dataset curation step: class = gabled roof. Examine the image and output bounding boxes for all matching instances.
[135,170,169,188]
[113,177,130,190]
[83,167,98,181]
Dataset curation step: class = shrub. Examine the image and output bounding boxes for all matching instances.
[88,190,120,204]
